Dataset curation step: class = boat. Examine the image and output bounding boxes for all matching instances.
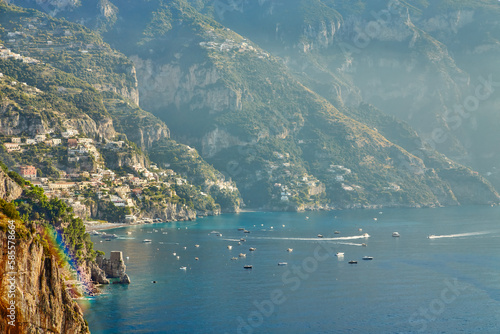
[127,231,133,235]
[317,234,323,238]
[231,257,238,260]
[195,244,200,248]
[238,228,245,231]
[287,248,293,252]
[278,262,288,266]
[216,233,222,237]
[243,230,250,233]
[362,256,374,260]
[373,217,378,221]
[227,245,233,250]
[180,266,187,270]
[90,230,100,235]
[240,238,246,242]
[249,247,256,251]
[195,257,199,261]
[105,238,111,241]
[244,265,253,269]
[362,233,370,238]
[239,253,246,257]
[361,243,367,247]
[348,260,358,264]
[142,239,152,243]
[334,231,340,234]
[101,233,118,239]
[358,228,363,232]
[427,235,436,239]
[335,252,344,257]
[392,232,400,237]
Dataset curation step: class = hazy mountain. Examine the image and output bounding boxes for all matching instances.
[3,0,500,209]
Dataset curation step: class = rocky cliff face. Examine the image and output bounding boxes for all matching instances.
[0,99,118,141]
[95,251,130,284]
[139,202,197,222]
[0,230,90,334]
[0,169,22,203]
[130,56,242,115]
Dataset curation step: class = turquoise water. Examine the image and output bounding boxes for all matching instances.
[83,207,500,333]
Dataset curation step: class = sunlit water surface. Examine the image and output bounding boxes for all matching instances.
[83,206,500,333]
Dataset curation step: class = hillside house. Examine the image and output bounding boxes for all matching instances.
[4,142,21,152]
[19,165,37,178]
[67,138,78,148]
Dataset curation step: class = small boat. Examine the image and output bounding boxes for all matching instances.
[348,260,358,264]
[162,232,168,234]
[240,238,246,242]
[287,248,293,252]
[105,238,111,241]
[180,266,187,270]
[362,256,374,260]
[176,256,180,260]
[244,230,250,233]
[249,247,256,251]
[227,245,233,250]
[361,243,367,247]
[335,252,344,257]
[90,230,101,235]
[239,253,246,257]
[183,246,187,250]
[305,216,309,220]
[244,265,253,269]
[195,257,199,261]
[195,244,200,248]
[238,228,245,231]
[216,233,222,237]
[362,233,370,238]
[358,228,363,232]
[278,262,288,266]
[373,217,378,221]
[101,233,118,239]
[127,231,133,235]
[392,232,400,237]
[427,235,436,239]
[231,257,238,260]
[317,234,323,238]
[334,231,340,234]
[142,239,152,243]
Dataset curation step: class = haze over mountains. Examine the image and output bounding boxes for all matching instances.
[2,0,500,210]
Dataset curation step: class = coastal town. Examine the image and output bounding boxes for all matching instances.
[1,129,226,228]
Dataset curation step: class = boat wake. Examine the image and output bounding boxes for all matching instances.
[428,231,489,239]
[337,242,365,247]
[249,235,370,242]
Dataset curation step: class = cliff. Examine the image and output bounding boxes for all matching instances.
[0,169,22,203]
[0,227,90,334]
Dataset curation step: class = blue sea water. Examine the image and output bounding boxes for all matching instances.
[83,207,500,333]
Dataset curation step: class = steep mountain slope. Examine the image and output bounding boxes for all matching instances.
[194,0,500,187]
[0,1,241,212]
[4,0,500,209]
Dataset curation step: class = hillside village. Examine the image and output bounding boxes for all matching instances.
[1,128,235,225]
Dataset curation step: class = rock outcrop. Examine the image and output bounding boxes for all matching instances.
[96,251,130,284]
[0,168,22,202]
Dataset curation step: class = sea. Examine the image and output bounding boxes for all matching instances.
[83,206,500,333]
